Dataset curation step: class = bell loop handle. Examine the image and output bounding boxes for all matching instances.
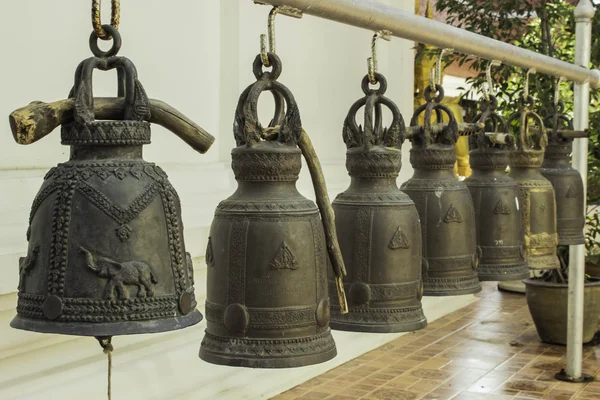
[507,107,547,152]
[343,73,406,150]
[92,0,120,40]
[471,94,511,150]
[234,53,301,147]
[410,84,458,149]
[89,24,122,58]
[70,55,150,125]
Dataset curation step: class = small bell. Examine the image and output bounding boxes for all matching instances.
[330,72,427,332]
[541,100,586,245]
[508,95,559,270]
[401,84,481,296]
[200,52,347,368]
[10,25,210,337]
[465,95,529,281]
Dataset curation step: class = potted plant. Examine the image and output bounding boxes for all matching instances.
[524,239,600,345]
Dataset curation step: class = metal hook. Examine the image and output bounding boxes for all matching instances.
[523,68,537,100]
[430,48,453,92]
[483,60,502,101]
[260,6,303,67]
[554,76,565,107]
[367,30,392,85]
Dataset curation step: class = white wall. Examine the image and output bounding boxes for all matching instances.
[0,2,477,400]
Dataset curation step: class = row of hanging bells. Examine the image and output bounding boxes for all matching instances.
[9,1,587,380]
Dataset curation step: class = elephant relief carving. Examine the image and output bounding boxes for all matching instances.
[18,245,40,291]
[81,246,158,300]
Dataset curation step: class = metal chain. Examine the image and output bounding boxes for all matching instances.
[92,0,120,40]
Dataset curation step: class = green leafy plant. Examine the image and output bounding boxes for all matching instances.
[427,0,600,276]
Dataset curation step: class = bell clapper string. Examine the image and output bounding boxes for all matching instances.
[260,5,303,67]
[367,30,392,85]
[96,336,114,400]
[483,60,502,102]
[91,0,120,40]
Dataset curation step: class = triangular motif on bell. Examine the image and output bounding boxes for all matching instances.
[269,241,299,270]
[444,203,463,223]
[388,227,410,250]
[566,185,578,199]
[206,237,215,268]
[493,199,511,215]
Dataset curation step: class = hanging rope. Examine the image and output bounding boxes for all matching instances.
[96,336,114,400]
[368,30,392,85]
[92,0,120,40]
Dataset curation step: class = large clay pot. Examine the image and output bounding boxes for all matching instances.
[525,278,600,345]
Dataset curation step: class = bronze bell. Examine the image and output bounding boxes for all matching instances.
[541,101,586,245]
[401,85,481,296]
[200,53,347,368]
[329,73,427,332]
[465,95,529,281]
[508,97,559,270]
[10,26,209,336]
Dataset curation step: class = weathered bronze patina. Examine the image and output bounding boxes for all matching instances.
[329,73,426,332]
[11,25,205,336]
[200,53,346,368]
[465,95,528,281]
[541,101,586,245]
[508,96,559,270]
[401,85,481,296]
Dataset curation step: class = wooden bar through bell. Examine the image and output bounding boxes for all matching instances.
[10,26,213,337]
[465,95,529,281]
[329,73,427,332]
[401,85,481,296]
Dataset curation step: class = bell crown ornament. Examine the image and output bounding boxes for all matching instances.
[343,73,406,176]
[11,25,209,337]
[330,72,426,333]
[541,98,586,245]
[200,52,347,368]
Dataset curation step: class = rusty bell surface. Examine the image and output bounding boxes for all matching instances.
[11,27,202,336]
[465,95,528,281]
[541,101,586,245]
[401,85,481,296]
[330,73,426,333]
[200,53,338,368]
[508,97,559,270]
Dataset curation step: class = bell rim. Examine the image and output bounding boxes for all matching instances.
[329,313,427,333]
[199,331,337,368]
[10,309,202,337]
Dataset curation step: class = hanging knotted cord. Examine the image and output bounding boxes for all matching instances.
[92,0,120,40]
[96,336,114,400]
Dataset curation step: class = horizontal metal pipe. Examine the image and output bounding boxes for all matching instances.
[255,0,600,88]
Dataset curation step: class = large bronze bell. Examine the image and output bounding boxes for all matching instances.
[465,95,529,281]
[541,101,586,245]
[508,96,559,270]
[200,53,347,368]
[329,73,427,332]
[10,26,207,336]
[401,85,481,296]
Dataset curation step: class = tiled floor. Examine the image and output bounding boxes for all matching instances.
[271,282,600,400]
